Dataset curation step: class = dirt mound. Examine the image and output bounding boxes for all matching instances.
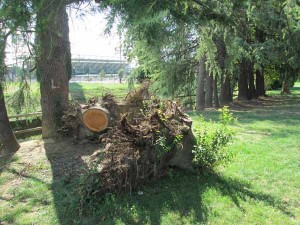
[86,97,195,195]
[60,86,195,195]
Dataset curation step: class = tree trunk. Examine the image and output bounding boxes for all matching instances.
[238,59,249,101]
[220,75,232,105]
[0,32,20,155]
[196,58,206,111]
[281,82,291,94]
[247,61,257,99]
[256,68,266,97]
[215,35,227,106]
[213,74,220,108]
[36,2,71,138]
[215,36,226,84]
[205,73,213,107]
[255,29,266,97]
[0,84,20,155]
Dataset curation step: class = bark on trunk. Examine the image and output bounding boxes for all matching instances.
[196,58,206,111]
[205,73,213,108]
[238,59,249,101]
[0,32,20,155]
[247,61,257,99]
[255,30,266,97]
[213,74,220,108]
[220,75,232,105]
[256,68,266,97]
[0,84,20,155]
[215,35,228,106]
[36,2,71,138]
[281,82,291,94]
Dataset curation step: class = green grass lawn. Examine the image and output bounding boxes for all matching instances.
[69,82,130,103]
[4,82,130,116]
[0,83,299,224]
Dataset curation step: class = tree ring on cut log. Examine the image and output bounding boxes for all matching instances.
[82,107,109,132]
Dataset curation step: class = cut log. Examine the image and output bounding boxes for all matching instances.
[82,107,110,132]
[9,112,42,120]
[14,127,42,135]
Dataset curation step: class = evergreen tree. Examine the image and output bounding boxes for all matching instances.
[0,0,31,154]
[34,0,73,138]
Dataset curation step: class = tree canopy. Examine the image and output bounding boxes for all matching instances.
[97,0,299,107]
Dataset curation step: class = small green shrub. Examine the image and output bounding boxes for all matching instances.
[193,107,236,170]
[155,135,171,159]
[154,132,183,160]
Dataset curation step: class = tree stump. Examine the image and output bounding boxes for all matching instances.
[82,107,110,132]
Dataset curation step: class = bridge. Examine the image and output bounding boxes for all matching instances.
[71,55,129,75]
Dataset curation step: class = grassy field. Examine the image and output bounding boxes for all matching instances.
[69,82,130,103]
[0,83,299,224]
[4,82,130,116]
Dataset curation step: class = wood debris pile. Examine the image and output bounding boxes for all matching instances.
[87,97,195,195]
[60,86,195,195]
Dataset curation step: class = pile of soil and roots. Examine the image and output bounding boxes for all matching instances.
[86,98,195,195]
[60,85,195,196]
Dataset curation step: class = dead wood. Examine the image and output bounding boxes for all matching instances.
[125,80,151,106]
[86,98,195,196]
[60,94,195,196]
[82,107,110,132]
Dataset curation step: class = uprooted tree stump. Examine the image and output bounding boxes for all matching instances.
[82,107,110,132]
[59,95,119,139]
[87,99,195,196]
[61,89,196,196]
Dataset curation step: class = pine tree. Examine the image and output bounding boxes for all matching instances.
[35,0,72,138]
[0,0,31,154]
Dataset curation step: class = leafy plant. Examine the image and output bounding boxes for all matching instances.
[218,106,235,125]
[155,135,171,160]
[193,107,236,170]
[7,81,40,115]
[154,132,183,160]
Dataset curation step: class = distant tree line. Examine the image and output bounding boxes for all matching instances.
[97,0,300,109]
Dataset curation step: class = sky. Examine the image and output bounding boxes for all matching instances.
[68,6,122,59]
[6,4,123,65]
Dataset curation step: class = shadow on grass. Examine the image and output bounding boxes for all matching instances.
[43,140,100,225]
[69,83,87,103]
[0,151,18,171]
[286,85,300,94]
[42,141,295,225]
[189,97,300,128]
[92,171,293,225]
